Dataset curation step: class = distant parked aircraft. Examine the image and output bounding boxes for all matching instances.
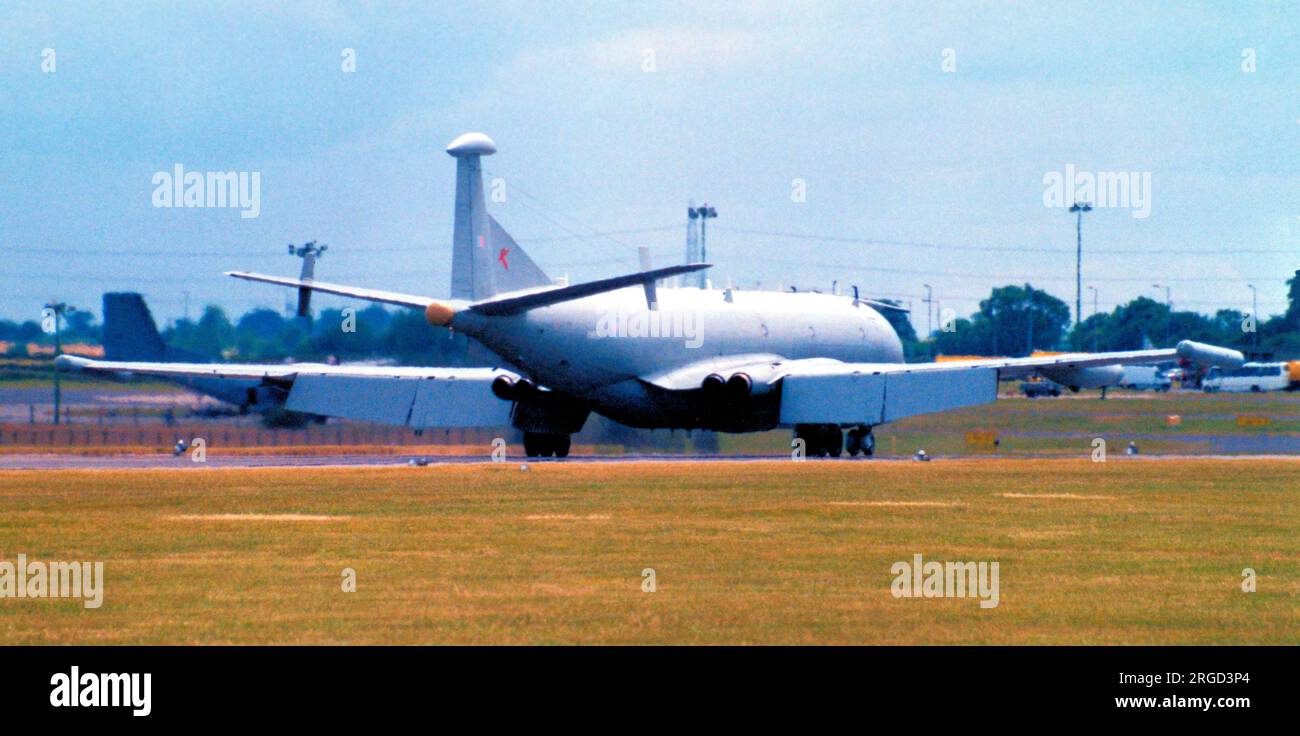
[102,292,285,413]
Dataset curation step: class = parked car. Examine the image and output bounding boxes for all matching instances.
[1021,379,1063,398]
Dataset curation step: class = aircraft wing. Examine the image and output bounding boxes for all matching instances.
[57,356,515,428]
[776,340,1243,425]
[878,346,1179,379]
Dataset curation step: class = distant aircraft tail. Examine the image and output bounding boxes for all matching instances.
[103,292,201,362]
[446,132,551,300]
[103,293,168,361]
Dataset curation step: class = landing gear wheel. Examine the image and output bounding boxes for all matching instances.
[826,426,843,457]
[523,432,542,457]
[861,428,875,457]
[795,425,844,458]
[812,426,829,457]
[794,425,819,457]
[523,432,570,458]
[846,428,863,456]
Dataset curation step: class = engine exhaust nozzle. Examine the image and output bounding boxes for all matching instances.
[725,372,753,401]
[491,375,516,401]
[701,374,726,396]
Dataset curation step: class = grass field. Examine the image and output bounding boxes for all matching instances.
[719,390,1300,456]
[1,458,1296,644]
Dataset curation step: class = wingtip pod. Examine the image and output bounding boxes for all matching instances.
[54,355,91,371]
[424,301,456,326]
[1176,340,1245,369]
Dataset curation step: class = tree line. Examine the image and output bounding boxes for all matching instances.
[871,272,1298,362]
[3,272,1297,364]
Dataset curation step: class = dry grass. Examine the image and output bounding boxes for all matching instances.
[0,443,612,457]
[0,458,1296,645]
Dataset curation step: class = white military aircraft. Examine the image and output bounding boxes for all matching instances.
[60,132,1245,458]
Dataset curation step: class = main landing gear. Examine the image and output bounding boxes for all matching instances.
[795,424,874,458]
[845,426,875,457]
[523,432,571,458]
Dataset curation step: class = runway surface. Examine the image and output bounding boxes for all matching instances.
[2,452,1297,470]
[0,453,837,469]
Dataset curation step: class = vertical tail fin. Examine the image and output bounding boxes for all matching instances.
[103,292,202,362]
[103,293,167,361]
[447,132,550,300]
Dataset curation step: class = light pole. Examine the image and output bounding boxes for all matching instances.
[289,241,327,317]
[1247,284,1258,351]
[43,301,74,425]
[1069,201,1092,326]
[689,205,716,289]
[1152,283,1171,345]
[922,284,933,338]
[1087,285,1099,351]
[1025,290,1035,355]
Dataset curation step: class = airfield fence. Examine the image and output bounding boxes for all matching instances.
[0,422,503,450]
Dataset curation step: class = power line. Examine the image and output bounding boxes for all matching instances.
[482,168,651,267]
[754,257,1284,283]
[3,246,438,258]
[14,221,1284,261]
[713,225,1297,256]
[839,291,1284,309]
[514,225,678,243]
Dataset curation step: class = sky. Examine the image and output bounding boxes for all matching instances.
[1,1,1297,336]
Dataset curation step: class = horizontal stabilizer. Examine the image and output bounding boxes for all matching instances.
[226,272,440,310]
[470,263,711,315]
[860,299,909,313]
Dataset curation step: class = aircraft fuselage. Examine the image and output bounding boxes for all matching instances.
[452,286,904,429]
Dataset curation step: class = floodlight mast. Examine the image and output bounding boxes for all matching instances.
[1087,286,1099,351]
[43,301,74,425]
[288,241,327,318]
[1069,201,1092,327]
[687,204,717,289]
[1247,284,1258,351]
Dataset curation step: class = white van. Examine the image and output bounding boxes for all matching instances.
[1201,363,1289,393]
[1120,365,1171,391]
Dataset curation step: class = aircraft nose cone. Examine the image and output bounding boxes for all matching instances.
[446,132,497,157]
